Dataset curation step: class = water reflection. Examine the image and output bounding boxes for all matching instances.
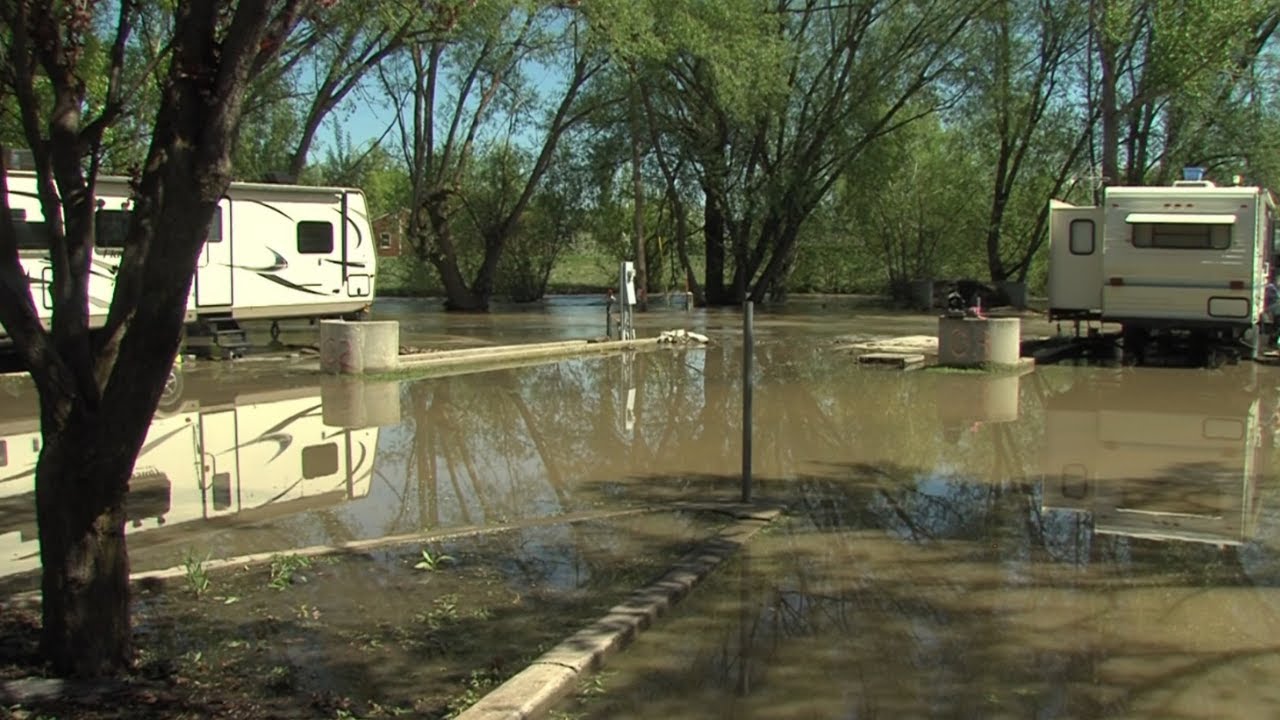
[0,377,396,581]
[550,364,1280,720]
[1042,369,1264,546]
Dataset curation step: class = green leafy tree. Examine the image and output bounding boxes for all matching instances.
[388,0,607,310]
[1091,0,1280,186]
[639,0,986,305]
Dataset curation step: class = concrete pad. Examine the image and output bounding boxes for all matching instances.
[858,352,925,368]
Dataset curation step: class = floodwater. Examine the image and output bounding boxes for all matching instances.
[4,298,1280,717]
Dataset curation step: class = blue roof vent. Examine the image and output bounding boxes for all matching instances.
[1182,166,1206,182]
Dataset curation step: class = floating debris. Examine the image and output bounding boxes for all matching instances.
[835,334,937,355]
[658,329,711,345]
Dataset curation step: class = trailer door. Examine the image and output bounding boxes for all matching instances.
[195,201,232,308]
[1048,201,1104,316]
[198,409,240,518]
[341,192,373,299]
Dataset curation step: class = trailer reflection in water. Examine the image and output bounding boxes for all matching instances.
[1041,368,1264,546]
[0,376,398,582]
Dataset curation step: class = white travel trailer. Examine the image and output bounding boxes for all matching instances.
[1041,371,1263,545]
[3,170,377,352]
[0,382,384,581]
[1048,173,1276,348]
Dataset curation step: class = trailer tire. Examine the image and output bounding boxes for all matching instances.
[157,364,184,415]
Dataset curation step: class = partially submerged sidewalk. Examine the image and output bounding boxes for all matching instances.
[0,502,783,720]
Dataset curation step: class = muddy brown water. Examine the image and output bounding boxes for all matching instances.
[3,298,1280,718]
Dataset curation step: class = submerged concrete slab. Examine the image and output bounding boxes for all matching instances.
[455,506,784,720]
[858,352,926,369]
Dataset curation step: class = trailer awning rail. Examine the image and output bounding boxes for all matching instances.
[1124,213,1237,225]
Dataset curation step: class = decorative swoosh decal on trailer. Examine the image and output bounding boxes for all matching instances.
[229,248,289,273]
[25,272,110,308]
[0,468,36,486]
[137,424,193,456]
[332,205,366,249]
[323,260,367,269]
[238,432,294,463]
[91,259,119,276]
[249,200,295,222]
[256,273,331,296]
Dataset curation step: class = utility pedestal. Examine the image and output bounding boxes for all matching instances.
[320,319,400,374]
[937,316,1020,368]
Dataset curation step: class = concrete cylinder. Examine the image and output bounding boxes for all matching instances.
[319,320,400,374]
[936,374,1021,426]
[937,316,1020,367]
[322,378,401,427]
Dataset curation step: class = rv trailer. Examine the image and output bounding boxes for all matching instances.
[2,170,376,353]
[1048,173,1276,355]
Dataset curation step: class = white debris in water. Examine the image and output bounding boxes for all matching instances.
[658,329,710,344]
[837,334,938,354]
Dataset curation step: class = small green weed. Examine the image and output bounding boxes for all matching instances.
[414,594,460,629]
[414,546,455,572]
[265,664,295,693]
[445,668,501,718]
[268,553,313,590]
[579,671,613,697]
[181,549,211,597]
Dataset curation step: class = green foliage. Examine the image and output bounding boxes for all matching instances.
[414,547,456,572]
[445,668,502,718]
[267,554,313,591]
[181,550,211,598]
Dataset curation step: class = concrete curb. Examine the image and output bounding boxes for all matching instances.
[455,505,784,720]
[394,338,665,372]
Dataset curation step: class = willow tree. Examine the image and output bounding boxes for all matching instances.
[641,0,988,305]
[1090,0,1280,186]
[965,0,1092,283]
[386,0,607,311]
[0,0,321,678]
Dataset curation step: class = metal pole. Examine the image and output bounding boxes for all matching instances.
[742,300,753,503]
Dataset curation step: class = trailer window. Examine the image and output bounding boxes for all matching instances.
[297,221,333,254]
[1069,220,1095,255]
[1132,223,1230,250]
[302,443,339,479]
[95,209,130,249]
[211,472,232,511]
[206,209,223,243]
[9,208,52,251]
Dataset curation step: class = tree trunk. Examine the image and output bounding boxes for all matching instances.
[436,256,486,311]
[1096,1,1120,186]
[704,192,728,305]
[36,422,133,677]
[630,89,648,311]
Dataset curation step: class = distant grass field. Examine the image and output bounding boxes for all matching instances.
[377,250,699,297]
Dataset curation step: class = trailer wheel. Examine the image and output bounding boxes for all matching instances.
[157,363,184,415]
